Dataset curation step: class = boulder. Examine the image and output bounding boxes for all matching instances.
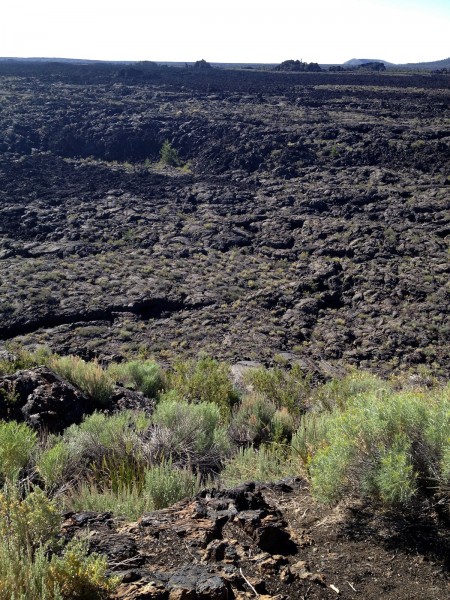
[0,366,89,431]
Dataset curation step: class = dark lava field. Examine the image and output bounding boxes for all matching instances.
[0,63,449,376]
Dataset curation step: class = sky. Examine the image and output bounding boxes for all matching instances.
[1,0,449,65]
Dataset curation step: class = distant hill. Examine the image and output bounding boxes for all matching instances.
[0,57,132,65]
[342,57,450,71]
[1,56,449,72]
[395,57,450,70]
[343,58,394,67]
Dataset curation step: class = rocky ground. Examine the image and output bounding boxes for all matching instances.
[0,65,449,376]
[0,64,449,598]
[1,364,450,599]
[63,480,450,600]
[1,363,449,599]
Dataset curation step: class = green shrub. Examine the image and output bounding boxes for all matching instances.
[271,408,296,443]
[0,478,118,599]
[423,383,450,450]
[107,359,164,398]
[307,441,353,504]
[63,410,151,450]
[0,485,61,551]
[59,403,225,490]
[168,355,239,418]
[0,386,19,404]
[229,394,276,445]
[66,461,200,518]
[36,441,72,491]
[64,482,151,520]
[441,443,450,482]
[50,356,113,405]
[160,140,180,166]
[91,450,148,495]
[144,460,201,509]
[373,434,417,504]
[291,412,331,469]
[49,537,119,600]
[221,444,294,487]
[152,398,231,471]
[0,421,37,482]
[243,364,309,414]
[60,411,152,492]
[307,386,450,506]
[312,370,392,412]
[0,542,63,600]
[0,344,53,376]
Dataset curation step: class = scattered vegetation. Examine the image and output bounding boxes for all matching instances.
[307,384,450,505]
[1,346,450,596]
[0,421,37,482]
[50,355,113,405]
[1,63,448,597]
[106,359,164,398]
[0,485,118,599]
[159,139,180,166]
[168,355,240,418]
[3,350,448,510]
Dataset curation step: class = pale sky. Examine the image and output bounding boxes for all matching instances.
[1,0,449,64]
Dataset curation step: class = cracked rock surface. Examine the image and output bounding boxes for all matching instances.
[61,480,450,600]
[0,64,449,376]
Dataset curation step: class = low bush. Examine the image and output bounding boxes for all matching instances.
[0,344,52,376]
[221,444,295,487]
[50,355,113,405]
[0,420,37,482]
[160,140,180,166]
[49,537,119,600]
[0,541,62,600]
[0,485,118,599]
[144,460,201,509]
[36,441,72,492]
[66,460,200,519]
[168,355,239,418]
[63,410,151,451]
[243,364,309,414]
[373,434,417,504]
[107,359,165,398]
[271,408,296,443]
[0,534,117,600]
[311,370,392,412]
[152,397,231,472]
[229,394,276,445]
[0,485,60,551]
[59,411,152,492]
[90,450,148,495]
[64,481,151,520]
[307,386,450,505]
[291,412,330,470]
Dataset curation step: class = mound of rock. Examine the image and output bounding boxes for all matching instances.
[62,482,301,600]
[0,366,88,431]
[60,478,450,599]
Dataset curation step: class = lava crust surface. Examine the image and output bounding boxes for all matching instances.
[63,480,450,600]
[0,64,449,375]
